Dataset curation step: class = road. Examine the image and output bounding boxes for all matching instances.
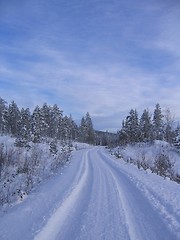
[0,147,179,240]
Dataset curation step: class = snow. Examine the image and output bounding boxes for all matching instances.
[0,136,72,208]
[34,150,90,240]
[112,141,180,175]
[0,147,180,240]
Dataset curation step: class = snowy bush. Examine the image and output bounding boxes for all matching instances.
[111,141,180,183]
[0,137,72,207]
[151,152,174,178]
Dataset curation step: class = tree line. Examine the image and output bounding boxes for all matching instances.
[118,103,179,146]
[0,96,115,147]
[1,97,180,149]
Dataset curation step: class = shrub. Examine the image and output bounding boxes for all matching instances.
[152,152,174,178]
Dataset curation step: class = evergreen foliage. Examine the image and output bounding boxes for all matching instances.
[139,109,153,142]
[0,97,179,148]
[173,125,180,149]
[119,104,176,146]
[79,112,95,144]
[153,103,164,140]
[8,101,21,137]
[0,97,97,146]
[152,152,174,178]
[49,140,58,155]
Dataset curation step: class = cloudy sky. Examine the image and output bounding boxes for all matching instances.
[0,0,180,131]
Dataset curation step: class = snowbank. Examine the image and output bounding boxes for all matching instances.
[111,141,180,182]
[0,136,72,208]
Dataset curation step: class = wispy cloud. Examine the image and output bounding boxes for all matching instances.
[0,0,180,130]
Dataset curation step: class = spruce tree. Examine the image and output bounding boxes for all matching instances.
[31,106,42,143]
[0,97,7,134]
[15,108,31,147]
[85,112,95,144]
[49,140,58,155]
[139,109,153,142]
[173,125,180,149]
[40,103,51,138]
[79,116,87,143]
[79,113,95,144]
[8,101,21,137]
[50,104,63,139]
[118,120,128,145]
[164,108,175,143]
[153,103,164,140]
[125,109,139,144]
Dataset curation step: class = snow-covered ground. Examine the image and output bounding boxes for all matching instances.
[111,141,180,176]
[0,147,179,240]
[0,136,72,207]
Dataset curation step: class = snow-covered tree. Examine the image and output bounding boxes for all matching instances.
[15,108,32,147]
[31,106,43,143]
[163,108,175,143]
[139,109,153,142]
[85,112,95,144]
[153,103,164,140]
[61,116,71,141]
[173,124,180,149]
[8,101,21,137]
[67,115,78,141]
[50,104,63,139]
[49,140,58,155]
[0,97,7,134]
[79,116,87,143]
[79,113,95,144]
[40,103,51,138]
[124,109,140,144]
[118,120,129,145]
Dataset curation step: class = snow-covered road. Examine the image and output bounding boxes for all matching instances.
[0,147,180,240]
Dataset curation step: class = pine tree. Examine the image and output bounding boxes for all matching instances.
[50,104,63,139]
[49,140,58,155]
[173,124,180,149]
[164,108,175,143]
[67,115,78,141]
[79,116,87,143]
[153,103,164,140]
[125,109,140,144]
[31,106,42,143]
[85,112,95,144]
[79,113,95,144]
[40,103,51,138]
[0,97,7,134]
[15,108,31,147]
[139,109,153,142]
[8,101,21,137]
[118,120,128,145]
[61,116,71,141]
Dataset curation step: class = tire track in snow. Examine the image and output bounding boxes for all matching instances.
[98,148,178,240]
[108,170,138,240]
[95,152,139,240]
[76,148,131,240]
[34,150,91,240]
[133,180,180,239]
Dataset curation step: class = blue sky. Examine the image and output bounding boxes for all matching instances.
[0,0,180,131]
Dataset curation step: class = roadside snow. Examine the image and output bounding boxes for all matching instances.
[0,136,72,208]
[111,141,180,175]
[106,149,180,235]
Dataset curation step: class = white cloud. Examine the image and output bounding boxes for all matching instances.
[1,42,180,119]
[1,0,180,130]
